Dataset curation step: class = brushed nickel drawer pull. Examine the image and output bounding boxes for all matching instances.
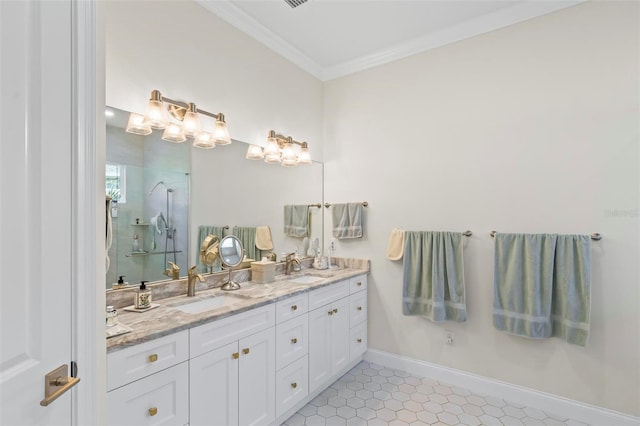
[148,407,158,416]
[148,354,158,363]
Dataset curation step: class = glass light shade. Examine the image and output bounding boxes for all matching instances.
[182,110,201,138]
[162,123,186,143]
[193,131,215,149]
[264,152,281,164]
[246,144,264,160]
[297,145,312,165]
[125,113,152,135]
[281,142,298,167]
[264,137,280,156]
[145,99,167,129]
[213,119,231,145]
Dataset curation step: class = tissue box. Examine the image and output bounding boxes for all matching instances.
[251,259,276,284]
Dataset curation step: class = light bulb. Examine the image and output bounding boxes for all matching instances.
[145,91,167,129]
[161,122,186,143]
[297,144,312,165]
[264,136,280,156]
[213,113,231,145]
[246,144,264,160]
[281,142,297,167]
[125,113,152,135]
[193,131,215,149]
[182,103,200,138]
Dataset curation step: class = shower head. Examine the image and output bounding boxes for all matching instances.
[149,181,173,195]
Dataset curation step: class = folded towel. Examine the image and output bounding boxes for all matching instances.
[551,235,591,346]
[332,203,363,239]
[196,225,225,273]
[284,205,310,238]
[386,228,405,260]
[402,231,466,322]
[233,226,258,261]
[255,226,273,251]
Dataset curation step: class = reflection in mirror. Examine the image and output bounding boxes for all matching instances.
[105,107,190,289]
[219,236,244,291]
[105,106,324,291]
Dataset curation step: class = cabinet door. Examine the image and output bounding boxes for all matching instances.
[190,342,239,426]
[107,362,189,426]
[331,297,350,374]
[238,328,276,426]
[308,304,333,393]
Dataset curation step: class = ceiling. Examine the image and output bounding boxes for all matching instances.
[196,0,584,81]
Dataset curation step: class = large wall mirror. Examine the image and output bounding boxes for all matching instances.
[105,107,324,290]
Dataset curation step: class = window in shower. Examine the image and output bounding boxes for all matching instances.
[106,163,126,203]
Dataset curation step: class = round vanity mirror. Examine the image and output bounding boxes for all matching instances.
[219,235,244,291]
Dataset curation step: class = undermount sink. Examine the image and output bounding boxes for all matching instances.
[285,275,324,285]
[168,294,243,314]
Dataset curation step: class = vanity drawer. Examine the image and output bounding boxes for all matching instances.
[275,292,308,324]
[308,280,349,311]
[349,291,367,327]
[190,304,275,358]
[276,314,308,371]
[275,355,309,418]
[349,274,367,294]
[349,322,367,361]
[107,330,189,391]
[107,361,188,426]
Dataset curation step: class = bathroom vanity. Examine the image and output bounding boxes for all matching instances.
[106,264,368,426]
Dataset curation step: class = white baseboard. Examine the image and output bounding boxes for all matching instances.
[364,349,639,426]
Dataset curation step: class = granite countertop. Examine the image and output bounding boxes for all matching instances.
[107,264,368,353]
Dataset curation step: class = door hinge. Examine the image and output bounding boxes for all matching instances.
[70,361,78,378]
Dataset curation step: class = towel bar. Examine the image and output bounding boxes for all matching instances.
[308,203,321,208]
[490,230,602,240]
[462,230,472,237]
[324,201,368,208]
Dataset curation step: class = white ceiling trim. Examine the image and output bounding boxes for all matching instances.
[196,0,325,79]
[196,0,586,82]
[322,1,587,81]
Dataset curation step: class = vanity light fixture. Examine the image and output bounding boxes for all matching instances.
[246,130,312,167]
[126,90,231,148]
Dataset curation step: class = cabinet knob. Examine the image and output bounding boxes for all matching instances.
[357,282,362,286]
[242,348,250,355]
[148,354,158,363]
[232,352,239,359]
[328,310,333,316]
[148,407,158,417]
[357,306,362,311]
[357,338,362,343]
[291,305,298,311]
[291,382,297,389]
[291,338,298,344]
[333,308,338,314]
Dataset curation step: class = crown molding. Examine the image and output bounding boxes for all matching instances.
[195,0,325,80]
[196,0,587,82]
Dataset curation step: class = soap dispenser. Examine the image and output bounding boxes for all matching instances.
[112,275,128,289]
[134,281,152,309]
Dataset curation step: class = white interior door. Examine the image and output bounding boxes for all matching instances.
[1,1,75,424]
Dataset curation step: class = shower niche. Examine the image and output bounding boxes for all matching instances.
[106,119,190,288]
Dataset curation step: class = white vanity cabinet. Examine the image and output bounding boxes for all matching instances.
[348,274,368,361]
[189,304,276,426]
[275,294,309,417]
[107,330,189,426]
[308,280,351,394]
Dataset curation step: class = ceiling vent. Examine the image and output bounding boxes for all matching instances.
[284,0,308,8]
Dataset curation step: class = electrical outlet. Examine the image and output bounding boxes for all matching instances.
[330,239,336,251]
[444,331,454,345]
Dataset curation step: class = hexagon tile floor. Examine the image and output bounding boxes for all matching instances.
[282,361,589,426]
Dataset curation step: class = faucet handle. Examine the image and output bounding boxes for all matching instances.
[188,265,198,274]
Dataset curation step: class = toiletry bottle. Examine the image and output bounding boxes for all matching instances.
[106,305,118,327]
[132,234,140,252]
[134,281,151,309]
[112,275,128,289]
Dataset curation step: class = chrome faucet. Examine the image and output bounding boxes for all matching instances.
[187,266,204,297]
[285,253,301,275]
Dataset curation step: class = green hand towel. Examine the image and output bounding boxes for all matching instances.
[284,205,310,238]
[402,231,467,322]
[233,226,258,262]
